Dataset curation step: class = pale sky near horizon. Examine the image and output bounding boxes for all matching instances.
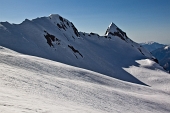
[0,0,170,44]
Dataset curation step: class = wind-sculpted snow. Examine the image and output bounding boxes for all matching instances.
[0,47,170,113]
[124,59,170,92]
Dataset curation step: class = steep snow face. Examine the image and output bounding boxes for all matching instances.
[104,22,153,59]
[0,14,155,85]
[0,47,170,113]
[105,22,118,35]
[105,22,128,41]
[48,14,80,38]
[140,41,166,52]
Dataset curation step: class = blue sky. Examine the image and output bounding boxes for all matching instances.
[0,0,170,44]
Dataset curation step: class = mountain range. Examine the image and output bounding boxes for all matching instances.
[152,46,170,72]
[140,41,166,52]
[0,14,156,85]
[0,14,170,113]
[140,41,170,72]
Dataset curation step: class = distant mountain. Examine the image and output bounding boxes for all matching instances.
[0,14,157,85]
[152,46,170,72]
[140,41,166,52]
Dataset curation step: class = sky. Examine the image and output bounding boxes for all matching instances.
[0,0,170,44]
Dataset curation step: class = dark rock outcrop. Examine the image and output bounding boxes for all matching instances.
[68,45,83,58]
[71,22,80,37]
[44,30,60,47]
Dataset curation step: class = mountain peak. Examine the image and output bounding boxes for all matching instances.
[104,22,129,42]
[49,14,62,19]
[48,14,67,23]
[49,14,61,18]
[105,22,118,35]
[109,22,117,29]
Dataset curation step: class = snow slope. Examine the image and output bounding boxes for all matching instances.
[124,59,170,91]
[140,41,166,52]
[0,46,170,113]
[0,14,156,85]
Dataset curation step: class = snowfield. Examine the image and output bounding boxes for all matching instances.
[0,46,170,113]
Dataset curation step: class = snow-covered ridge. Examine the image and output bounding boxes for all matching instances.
[141,41,155,45]
[140,41,166,52]
[0,14,157,85]
[1,14,170,113]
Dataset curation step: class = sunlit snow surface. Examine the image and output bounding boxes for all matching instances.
[164,46,169,50]
[0,46,170,113]
[0,14,153,85]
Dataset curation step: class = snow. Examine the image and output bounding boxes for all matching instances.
[105,22,118,35]
[141,41,155,45]
[0,14,170,112]
[164,46,169,50]
[0,23,7,30]
[152,45,170,72]
[124,59,170,92]
[140,41,166,52]
[0,14,153,85]
[0,46,170,113]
